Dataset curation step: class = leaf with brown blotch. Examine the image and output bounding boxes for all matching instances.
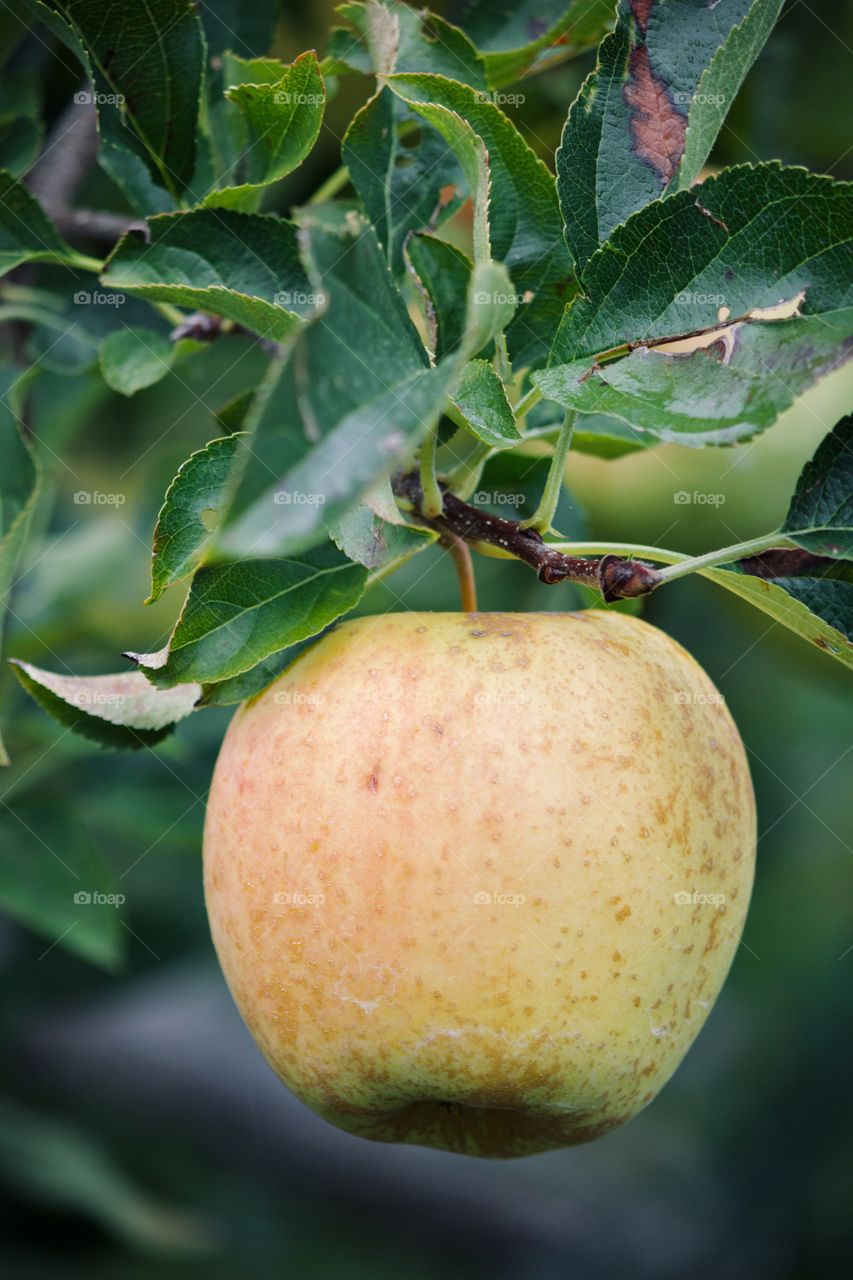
[624,44,686,187]
[557,0,784,270]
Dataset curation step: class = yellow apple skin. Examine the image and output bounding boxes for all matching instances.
[203,611,755,1158]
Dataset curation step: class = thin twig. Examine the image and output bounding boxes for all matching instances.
[53,208,145,251]
[393,471,662,602]
[24,91,141,254]
[25,93,97,216]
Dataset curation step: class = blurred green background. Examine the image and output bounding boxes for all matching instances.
[1,2,851,1277]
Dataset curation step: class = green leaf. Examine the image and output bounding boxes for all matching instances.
[388,72,572,294]
[213,389,255,433]
[0,2,28,61]
[332,478,437,570]
[387,81,492,265]
[101,210,315,341]
[0,71,39,123]
[217,216,514,557]
[148,435,242,602]
[205,53,302,201]
[98,140,178,217]
[781,413,853,559]
[505,280,577,373]
[36,0,205,202]
[342,88,465,273]
[571,414,646,459]
[715,555,853,666]
[327,0,487,88]
[451,359,519,447]
[387,72,572,367]
[10,661,201,749]
[0,76,42,175]
[0,802,122,968]
[0,369,40,763]
[545,538,853,670]
[455,0,613,87]
[127,545,368,687]
[457,260,517,355]
[332,504,434,571]
[557,0,783,271]
[679,0,785,189]
[537,315,853,447]
[218,213,428,550]
[22,1,165,214]
[405,233,472,360]
[199,642,313,707]
[551,164,852,363]
[219,365,452,556]
[324,24,371,75]
[0,375,38,576]
[98,327,175,396]
[538,164,853,442]
[19,288,152,379]
[0,115,41,177]
[0,170,80,276]
[208,50,325,210]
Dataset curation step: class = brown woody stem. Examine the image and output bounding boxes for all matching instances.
[393,472,663,603]
[53,208,145,250]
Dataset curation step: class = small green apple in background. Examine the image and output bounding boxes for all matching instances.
[203,611,755,1158]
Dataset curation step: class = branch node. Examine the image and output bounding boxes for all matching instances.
[599,554,662,602]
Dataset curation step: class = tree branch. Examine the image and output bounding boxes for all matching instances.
[24,92,144,255]
[25,93,98,217]
[53,207,145,250]
[392,472,663,602]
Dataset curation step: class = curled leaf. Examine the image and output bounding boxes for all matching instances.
[11,662,201,750]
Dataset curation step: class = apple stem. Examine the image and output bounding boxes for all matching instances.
[440,530,478,611]
[393,471,663,601]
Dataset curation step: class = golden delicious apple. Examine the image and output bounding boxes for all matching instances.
[203,611,755,1157]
